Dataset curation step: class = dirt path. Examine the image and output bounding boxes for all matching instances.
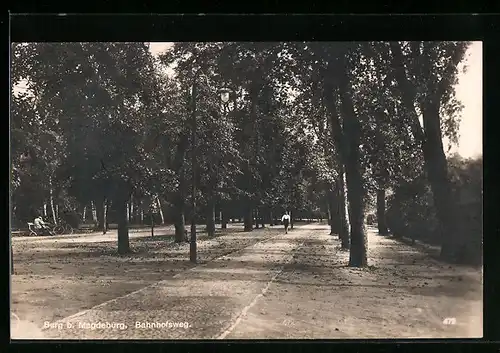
[225,225,483,339]
[10,224,289,339]
[35,226,308,339]
[11,224,482,339]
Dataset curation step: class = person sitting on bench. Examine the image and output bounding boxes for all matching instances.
[34,215,51,235]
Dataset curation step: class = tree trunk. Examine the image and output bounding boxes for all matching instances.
[389,42,463,262]
[334,172,349,249]
[96,199,105,233]
[322,54,353,251]
[140,203,144,224]
[337,83,367,266]
[11,245,14,274]
[106,201,110,230]
[244,206,253,232]
[327,202,331,225]
[344,156,367,266]
[155,197,164,225]
[221,208,228,229]
[173,171,186,242]
[82,205,87,223]
[151,213,154,237]
[324,50,365,265]
[49,178,57,225]
[206,194,216,237]
[115,196,130,254]
[254,208,259,229]
[290,210,294,229]
[328,195,336,235]
[173,193,186,243]
[260,207,265,228]
[91,201,98,224]
[422,101,463,262]
[130,194,134,224]
[340,110,367,266]
[376,188,389,235]
[43,202,47,217]
[339,176,349,248]
[269,209,274,226]
[168,127,190,241]
[102,199,108,235]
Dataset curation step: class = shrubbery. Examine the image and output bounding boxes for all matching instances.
[386,155,482,265]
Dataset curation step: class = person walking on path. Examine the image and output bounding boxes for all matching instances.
[281,212,291,234]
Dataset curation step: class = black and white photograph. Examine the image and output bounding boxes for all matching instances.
[10,40,482,340]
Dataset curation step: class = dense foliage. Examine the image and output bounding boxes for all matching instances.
[386,155,482,264]
[11,41,480,265]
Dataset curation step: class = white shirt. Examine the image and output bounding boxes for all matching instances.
[281,214,290,222]
[34,217,45,229]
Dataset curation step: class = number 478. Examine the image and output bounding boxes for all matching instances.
[443,318,457,325]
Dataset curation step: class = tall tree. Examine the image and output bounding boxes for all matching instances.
[14,42,165,253]
[311,43,368,266]
[386,41,469,262]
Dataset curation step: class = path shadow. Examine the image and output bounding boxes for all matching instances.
[12,228,285,280]
[15,228,246,260]
[158,264,478,299]
[241,249,337,258]
[372,233,482,270]
[289,227,331,231]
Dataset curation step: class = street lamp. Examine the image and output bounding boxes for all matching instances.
[189,78,198,263]
[189,74,234,263]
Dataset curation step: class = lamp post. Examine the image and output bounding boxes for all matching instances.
[189,77,198,263]
[216,85,233,230]
[189,74,233,263]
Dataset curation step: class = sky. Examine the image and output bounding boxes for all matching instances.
[451,41,482,158]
